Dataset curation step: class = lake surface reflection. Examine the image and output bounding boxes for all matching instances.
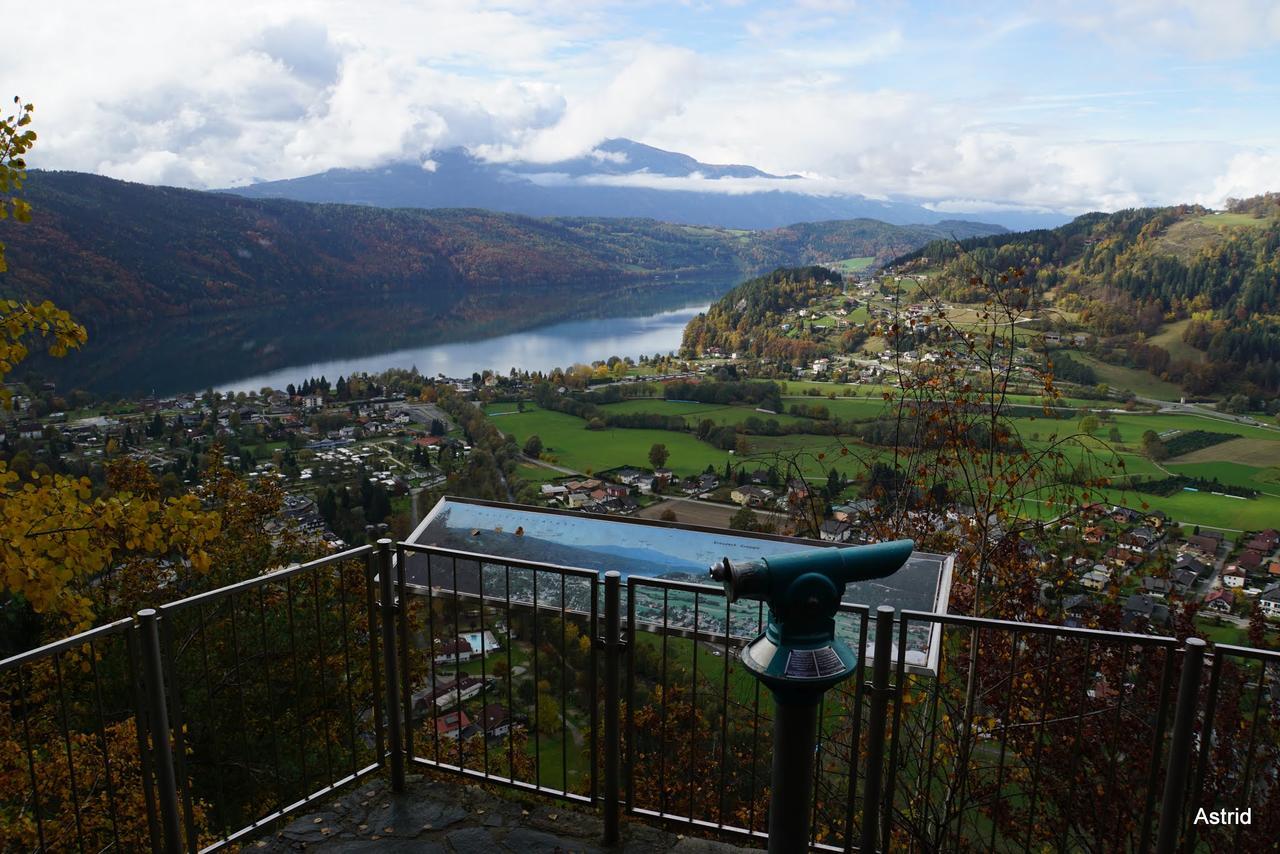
[224,300,709,394]
[32,280,724,396]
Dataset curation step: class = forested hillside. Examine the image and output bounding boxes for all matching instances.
[0,171,1003,330]
[893,194,1280,394]
[682,266,842,362]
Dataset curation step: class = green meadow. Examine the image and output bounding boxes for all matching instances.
[485,394,1280,530]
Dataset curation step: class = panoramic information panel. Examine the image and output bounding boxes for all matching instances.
[407,497,953,673]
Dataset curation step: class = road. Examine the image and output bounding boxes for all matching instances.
[1135,396,1279,432]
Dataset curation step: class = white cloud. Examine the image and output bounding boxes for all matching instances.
[5,0,1278,211]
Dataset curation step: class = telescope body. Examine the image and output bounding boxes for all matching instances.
[710,539,913,701]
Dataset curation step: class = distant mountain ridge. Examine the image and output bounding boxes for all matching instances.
[0,170,1005,332]
[221,138,1066,231]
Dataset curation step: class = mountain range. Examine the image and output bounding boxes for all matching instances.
[0,170,1005,331]
[220,138,1067,232]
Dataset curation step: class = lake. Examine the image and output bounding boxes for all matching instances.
[30,280,725,396]
[223,299,710,394]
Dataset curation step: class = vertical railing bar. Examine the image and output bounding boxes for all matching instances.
[1185,653,1224,854]
[158,611,196,851]
[377,538,405,792]
[625,577,637,816]
[1022,633,1056,853]
[1105,643,1134,845]
[658,586,669,815]
[128,626,162,850]
[18,664,48,851]
[860,605,895,854]
[52,651,88,852]
[748,599,764,835]
[1138,645,1177,853]
[883,611,911,854]
[950,626,981,853]
[717,592,732,830]
[426,553,440,764]
[505,562,516,781]
[479,561,490,779]
[395,544,413,764]
[284,577,310,798]
[335,561,360,777]
[987,630,1021,853]
[309,568,337,789]
[365,551,386,765]
[87,638,124,850]
[1231,656,1266,852]
[589,574,600,803]
[689,590,700,824]
[256,584,287,819]
[842,610,870,853]
[196,602,228,834]
[137,609,183,852]
[560,572,568,796]
[810,687,827,847]
[915,619,945,852]
[1058,637,1093,852]
[453,555,464,774]
[1156,639,1205,854]
[227,593,255,832]
[602,571,621,844]
[532,565,541,787]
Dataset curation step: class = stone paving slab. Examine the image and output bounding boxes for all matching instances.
[244,773,761,853]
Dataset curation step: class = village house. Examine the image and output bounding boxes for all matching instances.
[820,519,853,543]
[1222,565,1247,589]
[433,637,474,665]
[1259,584,1280,618]
[731,485,772,507]
[1123,593,1170,628]
[1203,590,1234,613]
[435,710,473,741]
[1183,533,1221,557]
[479,703,517,738]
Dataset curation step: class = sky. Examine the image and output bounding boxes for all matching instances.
[7,0,1280,215]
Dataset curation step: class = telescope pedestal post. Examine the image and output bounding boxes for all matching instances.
[767,694,820,854]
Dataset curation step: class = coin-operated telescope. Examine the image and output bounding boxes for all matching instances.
[710,539,913,853]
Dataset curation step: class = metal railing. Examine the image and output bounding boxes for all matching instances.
[3,536,1277,852]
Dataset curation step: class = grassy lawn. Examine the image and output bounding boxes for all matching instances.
[1194,618,1248,647]
[1148,319,1205,364]
[515,462,561,485]
[483,404,729,476]
[832,256,875,274]
[1165,460,1280,493]
[1067,351,1189,400]
[599,398,808,429]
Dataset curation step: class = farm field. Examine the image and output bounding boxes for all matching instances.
[831,255,875,274]
[1068,351,1190,400]
[1170,437,1280,466]
[1148,319,1205,364]
[599,398,809,428]
[484,405,729,476]
[1164,460,1280,493]
[485,390,1280,531]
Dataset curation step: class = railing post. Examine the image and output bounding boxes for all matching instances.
[602,571,622,846]
[137,608,184,853]
[1155,638,1205,854]
[378,537,406,792]
[860,606,896,854]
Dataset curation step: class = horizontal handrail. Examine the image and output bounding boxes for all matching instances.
[0,615,133,671]
[159,544,375,613]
